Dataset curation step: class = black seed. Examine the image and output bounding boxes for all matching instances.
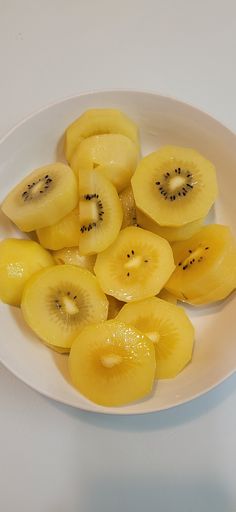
[178,262,182,266]
[175,169,178,173]
[131,250,134,255]
[183,265,188,270]
[183,192,186,196]
[156,181,160,185]
[192,259,195,262]
[187,184,193,188]
[189,249,192,253]
[40,190,44,193]
[127,272,130,276]
[178,168,181,171]
[127,254,130,258]
[45,175,49,179]
[67,292,70,296]
[73,296,77,299]
[205,247,209,250]
[144,260,148,263]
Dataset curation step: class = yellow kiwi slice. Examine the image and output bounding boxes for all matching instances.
[117,298,194,379]
[71,134,138,192]
[137,209,204,242]
[53,247,96,273]
[78,169,123,255]
[132,146,218,226]
[119,186,137,228]
[0,238,54,306]
[1,163,78,232]
[107,295,124,319]
[21,265,108,349]
[65,108,139,163]
[94,226,175,301]
[157,289,177,305]
[37,205,80,250]
[68,320,156,406]
[165,224,236,305]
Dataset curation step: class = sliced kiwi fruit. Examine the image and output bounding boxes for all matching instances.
[132,146,218,226]
[1,163,78,232]
[78,169,123,255]
[136,208,204,242]
[68,320,156,406]
[0,238,54,307]
[21,265,108,349]
[165,224,236,305]
[119,186,137,228]
[37,205,80,250]
[117,297,194,379]
[94,226,175,301]
[65,108,140,163]
[53,247,96,273]
[70,133,138,192]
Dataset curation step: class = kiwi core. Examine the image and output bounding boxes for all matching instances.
[21,174,53,202]
[62,295,80,315]
[101,353,123,368]
[80,193,104,234]
[178,245,209,270]
[145,331,160,344]
[155,167,194,201]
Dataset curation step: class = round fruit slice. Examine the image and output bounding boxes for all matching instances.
[94,226,175,301]
[132,146,218,226]
[136,209,204,242]
[37,205,80,250]
[68,321,156,406]
[116,298,194,379]
[1,163,78,232]
[65,108,140,163]
[53,247,96,273]
[21,265,108,349]
[165,224,236,304]
[78,169,123,255]
[0,238,54,306]
[119,186,137,228]
[71,134,138,192]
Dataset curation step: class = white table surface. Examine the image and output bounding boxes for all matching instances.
[0,1,236,511]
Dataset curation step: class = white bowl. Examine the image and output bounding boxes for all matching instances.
[0,90,235,415]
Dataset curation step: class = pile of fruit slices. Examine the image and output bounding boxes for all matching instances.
[0,108,235,407]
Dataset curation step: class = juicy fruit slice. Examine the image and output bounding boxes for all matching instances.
[165,224,236,304]
[53,247,96,272]
[0,238,54,306]
[132,146,218,226]
[68,321,156,406]
[79,169,123,255]
[71,134,138,192]
[37,205,80,250]
[1,163,78,232]
[119,186,137,228]
[107,295,124,319]
[94,226,175,301]
[117,297,194,379]
[65,108,140,163]
[21,265,108,348]
[157,289,177,305]
[137,209,204,242]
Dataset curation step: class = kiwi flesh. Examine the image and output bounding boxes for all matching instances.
[119,186,137,228]
[79,169,123,255]
[21,265,108,348]
[94,226,175,301]
[132,146,218,226]
[1,163,78,232]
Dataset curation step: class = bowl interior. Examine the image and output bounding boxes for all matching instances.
[0,90,235,414]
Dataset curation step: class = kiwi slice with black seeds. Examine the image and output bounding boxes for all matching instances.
[21,265,108,349]
[132,146,218,226]
[1,163,78,232]
[79,169,123,255]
